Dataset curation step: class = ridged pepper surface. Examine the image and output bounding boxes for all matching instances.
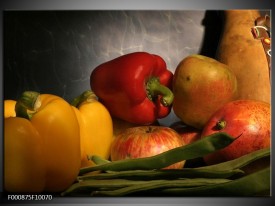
[71,90,114,168]
[90,52,174,125]
[4,91,81,192]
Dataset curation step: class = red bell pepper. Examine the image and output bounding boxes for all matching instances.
[90,52,174,125]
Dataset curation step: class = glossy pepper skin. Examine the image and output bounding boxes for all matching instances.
[5,117,46,192]
[4,100,16,118]
[90,52,174,125]
[71,90,114,168]
[4,91,81,192]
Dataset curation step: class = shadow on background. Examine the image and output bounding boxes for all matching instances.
[199,10,223,58]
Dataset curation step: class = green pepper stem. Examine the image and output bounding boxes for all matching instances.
[15,91,41,119]
[71,90,98,108]
[146,77,174,106]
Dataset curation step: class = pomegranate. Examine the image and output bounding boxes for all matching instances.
[201,100,270,165]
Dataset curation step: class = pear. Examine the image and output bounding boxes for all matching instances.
[173,54,238,129]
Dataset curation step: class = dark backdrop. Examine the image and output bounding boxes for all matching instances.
[3,10,223,124]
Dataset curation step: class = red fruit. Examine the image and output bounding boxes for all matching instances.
[110,126,185,169]
[201,100,271,165]
[170,121,201,144]
[171,121,204,168]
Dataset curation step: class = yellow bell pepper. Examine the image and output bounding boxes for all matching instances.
[5,117,46,192]
[4,91,81,192]
[4,99,16,118]
[71,90,113,168]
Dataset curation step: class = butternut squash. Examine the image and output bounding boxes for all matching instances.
[216,10,271,103]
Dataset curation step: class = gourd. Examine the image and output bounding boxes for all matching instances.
[216,10,271,103]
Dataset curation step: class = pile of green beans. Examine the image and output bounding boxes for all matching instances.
[61,132,270,197]
[79,132,236,174]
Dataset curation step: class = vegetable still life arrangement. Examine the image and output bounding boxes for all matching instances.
[3,10,271,197]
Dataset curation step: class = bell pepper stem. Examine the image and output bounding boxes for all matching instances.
[15,91,41,119]
[146,77,174,106]
[71,90,98,108]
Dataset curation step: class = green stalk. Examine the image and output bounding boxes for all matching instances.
[71,90,97,107]
[146,77,174,106]
[15,91,41,119]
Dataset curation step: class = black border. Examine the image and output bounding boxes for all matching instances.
[0,0,273,205]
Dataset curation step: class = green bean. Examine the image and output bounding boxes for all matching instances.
[90,155,111,165]
[91,178,232,197]
[161,166,270,196]
[65,146,269,197]
[63,167,270,197]
[61,179,156,196]
[79,132,236,175]
[78,168,244,181]
[80,148,269,181]
[70,134,269,197]
[79,148,269,181]
[89,144,269,174]
[197,147,270,171]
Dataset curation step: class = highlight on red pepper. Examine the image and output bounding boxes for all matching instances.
[90,52,174,125]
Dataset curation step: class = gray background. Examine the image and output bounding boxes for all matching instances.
[3,10,270,126]
[4,10,223,125]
